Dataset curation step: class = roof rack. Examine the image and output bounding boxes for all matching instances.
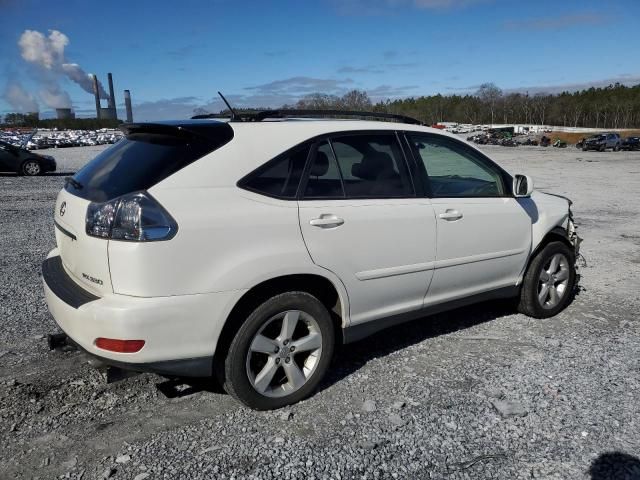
[191,109,423,125]
[248,109,423,125]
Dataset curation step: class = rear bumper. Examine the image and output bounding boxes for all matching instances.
[42,251,246,377]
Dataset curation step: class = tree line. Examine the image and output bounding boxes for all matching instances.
[0,112,121,129]
[290,83,640,129]
[3,82,639,129]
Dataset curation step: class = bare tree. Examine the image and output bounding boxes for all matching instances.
[476,83,503,125]
[339,90,372,110]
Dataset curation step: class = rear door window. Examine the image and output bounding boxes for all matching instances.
[302,133,413,199]
[303,141,344,199]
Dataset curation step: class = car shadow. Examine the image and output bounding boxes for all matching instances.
[160,300,514,400]
[589,452,640,480]
[319,298,516,393]
[162,291,582,401]
[45,172,77,176]
[0,172,76,177]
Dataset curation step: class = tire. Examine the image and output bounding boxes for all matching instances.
[21,159,42,176]
[599,144,606,152]
[224,292,335,410]
[518,241,576,319]
[614,144,620,152]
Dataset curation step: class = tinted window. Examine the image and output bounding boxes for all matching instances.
[408,133,505,197]
[241,142,310,198]
[304,141,344,198]
[67,123,234,202]
[323,134,413,199]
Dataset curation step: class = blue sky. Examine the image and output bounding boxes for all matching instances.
[1,0,638,120]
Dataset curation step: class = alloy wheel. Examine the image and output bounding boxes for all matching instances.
[537,253,570,309]
[23,161,41,176]
[245,310,322,398]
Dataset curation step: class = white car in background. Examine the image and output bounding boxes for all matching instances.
[43,111,580,410]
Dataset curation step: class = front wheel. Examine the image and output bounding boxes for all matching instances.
[518,241,576,318]
[21,159,42,176]
[224,292,335,410]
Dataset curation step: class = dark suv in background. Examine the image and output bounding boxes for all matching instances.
[0,140,56,176]
[620,136,640,151]
[582,133,621,152]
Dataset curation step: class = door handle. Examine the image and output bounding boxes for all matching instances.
[438,209,463,221]
[309,214,344,228]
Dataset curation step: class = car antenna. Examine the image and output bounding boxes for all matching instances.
[218,92,240,122]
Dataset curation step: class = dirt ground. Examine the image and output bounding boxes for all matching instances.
[0,143,639,479]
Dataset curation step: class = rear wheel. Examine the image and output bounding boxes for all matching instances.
[518,241,576,318]
[224,292,335,410]
[21,159,41,176]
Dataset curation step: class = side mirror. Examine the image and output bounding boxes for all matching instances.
[513,174,534,197]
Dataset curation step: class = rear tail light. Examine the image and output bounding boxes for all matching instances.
[86,191,177,241]
[95,338,145,353]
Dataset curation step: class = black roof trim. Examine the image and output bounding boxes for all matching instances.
[191,109,424,125]
[120,121,234,144]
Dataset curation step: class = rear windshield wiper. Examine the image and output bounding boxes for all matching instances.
[65,177,83,190]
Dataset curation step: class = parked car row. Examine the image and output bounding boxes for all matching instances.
[0,128,124,150]
[576,133,639,152]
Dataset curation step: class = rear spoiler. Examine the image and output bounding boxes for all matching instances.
[120,122,234,146]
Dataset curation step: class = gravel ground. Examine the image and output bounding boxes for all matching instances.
[1,144,639,480]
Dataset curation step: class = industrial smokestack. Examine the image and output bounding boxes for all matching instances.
[124,89,133,123]
[92,74,101,119]
[107,73,115,109]
[56,108,74,120]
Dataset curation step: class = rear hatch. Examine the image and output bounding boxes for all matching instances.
[54,189,111,296]
[55,121,234,296]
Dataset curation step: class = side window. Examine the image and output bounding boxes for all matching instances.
[304,141,344,198]
[240,142,310,199]
[330,134,413,198]
[407,133,505,198]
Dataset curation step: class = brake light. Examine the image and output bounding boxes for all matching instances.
[95,338,145,353]
[86,191,177,241]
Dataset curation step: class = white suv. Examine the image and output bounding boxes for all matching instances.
[43,113,581,409]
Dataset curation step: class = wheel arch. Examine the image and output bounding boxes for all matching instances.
[533,227,573,259]
[213,273,347,382]
[521,226,573,285]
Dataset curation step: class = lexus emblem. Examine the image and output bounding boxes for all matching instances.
[59,201,66,217]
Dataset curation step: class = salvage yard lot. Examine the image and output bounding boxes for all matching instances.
[1,144,639,479]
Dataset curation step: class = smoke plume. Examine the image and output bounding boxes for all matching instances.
[3,80,39,112]
[38,83,72,109]
[17,29,108,109]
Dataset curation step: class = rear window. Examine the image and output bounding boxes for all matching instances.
[65,123,233,202]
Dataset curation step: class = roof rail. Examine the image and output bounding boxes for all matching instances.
[191,109,423,125]
[247,109,423,125]
[191,113,233,120]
